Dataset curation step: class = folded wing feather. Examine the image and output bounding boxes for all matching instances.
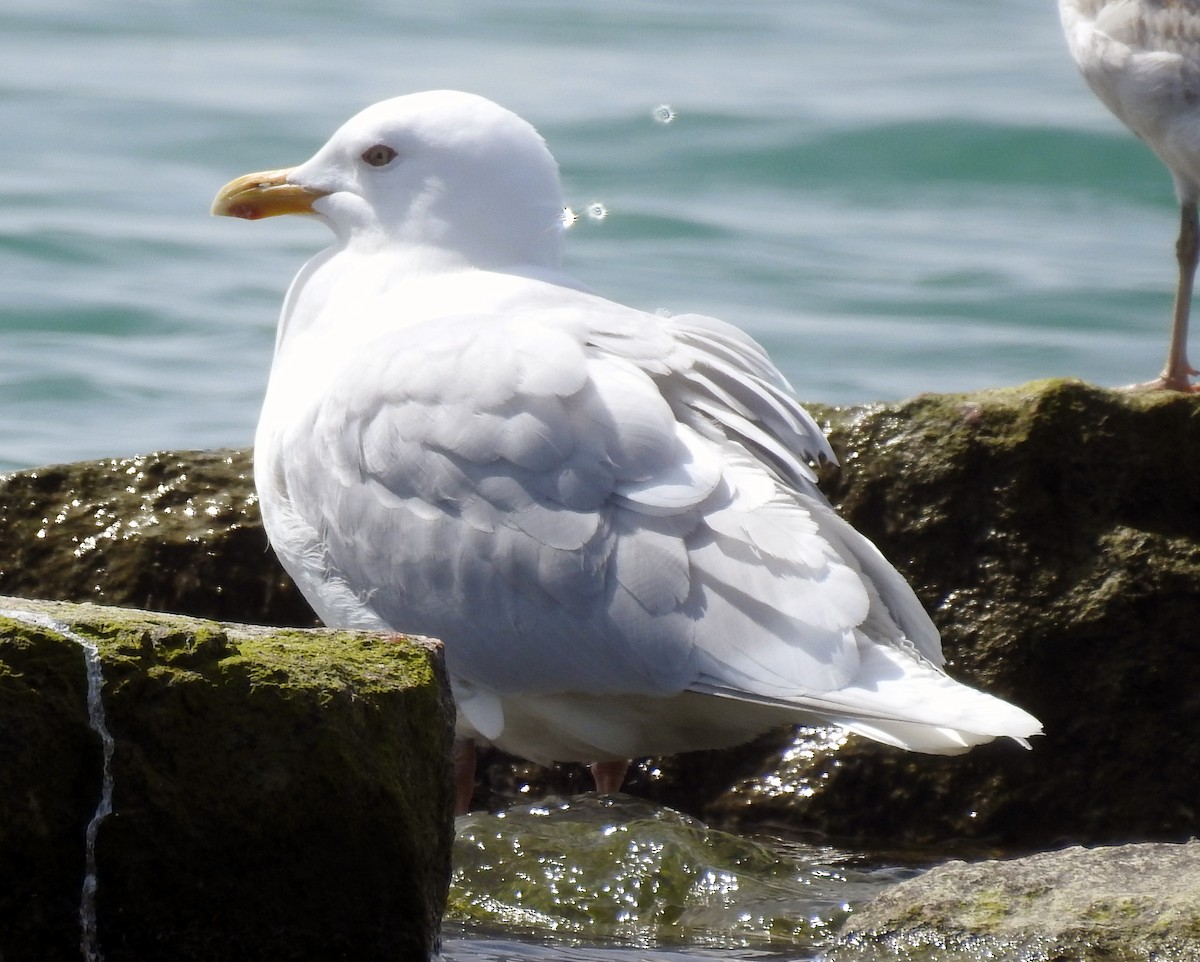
[271,285,1038,756]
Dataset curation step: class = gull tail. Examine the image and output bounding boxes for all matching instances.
[696,642,1042,755]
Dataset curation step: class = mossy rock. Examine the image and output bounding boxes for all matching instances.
[829,841,1200,961]
[4,380,1200,851]
[0,596,453,962]
[0,450,313,626]
[704,381,1200,850]
[448,794,865,948]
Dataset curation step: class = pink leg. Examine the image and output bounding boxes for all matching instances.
[590,759,629,795]
[1163,201,1200,390]
[453,738,476,815]
[1128,200,1200,392]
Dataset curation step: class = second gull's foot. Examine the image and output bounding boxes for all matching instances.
[1117,373,1200,394]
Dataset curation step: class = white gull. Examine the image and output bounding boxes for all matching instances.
[212,90,1041,811]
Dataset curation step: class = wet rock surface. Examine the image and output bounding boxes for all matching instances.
[447,794,909,950]
[830,840,1200,962]
[449,799,1200,962]
[3,380,1199,852]
[0,449,314,627]
[0,596,454,962]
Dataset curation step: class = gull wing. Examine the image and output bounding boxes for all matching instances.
[266,287,1027,749]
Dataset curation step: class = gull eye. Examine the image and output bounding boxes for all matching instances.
[361,144,398,168]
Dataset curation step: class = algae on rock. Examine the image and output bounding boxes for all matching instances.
[830,841,1200,962]
[3,381,1200,852]
[0,596,454,962]
[448,794,900,949]
[717,380,1200,850]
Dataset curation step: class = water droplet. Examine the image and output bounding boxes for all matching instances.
[651,103,676,124]
[586,202,607,221]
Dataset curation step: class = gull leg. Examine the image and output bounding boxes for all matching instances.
[453,738,477,815]
[590,759,629,795]
[1163,201,1200,390]
[1132,201,1200,391]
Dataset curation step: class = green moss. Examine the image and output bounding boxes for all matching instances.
[0,598,453,961]
[1148,909,1200,939]
[959,888,1013,932]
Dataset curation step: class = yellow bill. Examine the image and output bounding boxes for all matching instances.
[211,168,328,220]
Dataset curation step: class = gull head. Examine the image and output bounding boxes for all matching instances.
[212,90,567,272]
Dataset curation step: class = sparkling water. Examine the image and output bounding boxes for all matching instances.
[0,0,1177,475]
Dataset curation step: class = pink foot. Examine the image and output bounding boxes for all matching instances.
[1119,373,1200,393]
[589,759,629,795]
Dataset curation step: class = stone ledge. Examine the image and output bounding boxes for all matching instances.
[3,380,1199,851]
[831,841,1200,962]
[0,596,453,962]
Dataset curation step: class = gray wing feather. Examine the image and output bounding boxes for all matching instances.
[281,298,939,707]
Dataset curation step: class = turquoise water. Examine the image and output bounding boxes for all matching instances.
[0,0,1181,474]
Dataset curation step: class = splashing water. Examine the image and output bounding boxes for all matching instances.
[563,204,606,228]
[651,103,676,124]
[2,609,114,962]
[448,794,910,950]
